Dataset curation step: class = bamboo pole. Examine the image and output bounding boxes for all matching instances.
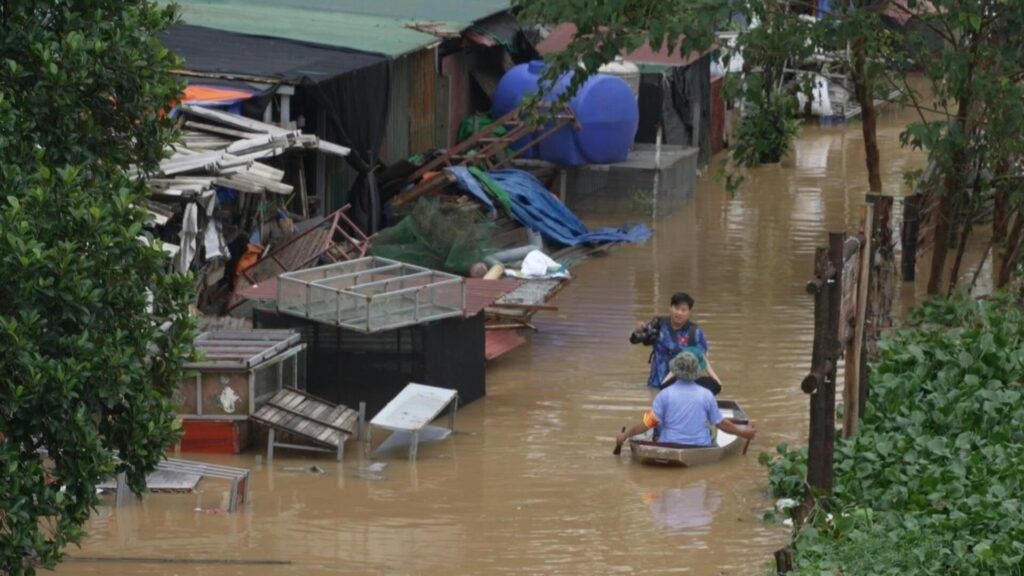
[844,204,873,439]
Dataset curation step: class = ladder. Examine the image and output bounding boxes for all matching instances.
[391,104,578,208]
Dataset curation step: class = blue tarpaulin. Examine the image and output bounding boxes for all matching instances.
[445,167,497,215]
[481,169,651,247]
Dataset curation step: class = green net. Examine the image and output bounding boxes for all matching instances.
[370,198,497,275]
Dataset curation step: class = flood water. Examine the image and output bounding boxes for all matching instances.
[57,108,930,575]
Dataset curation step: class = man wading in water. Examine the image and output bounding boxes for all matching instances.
[615,351,755,449]
[630,292,722,402]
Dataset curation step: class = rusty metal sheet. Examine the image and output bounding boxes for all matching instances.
[409,47,437,154]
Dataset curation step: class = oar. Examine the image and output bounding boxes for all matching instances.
[733,418,753,455]
[612,427,626,455]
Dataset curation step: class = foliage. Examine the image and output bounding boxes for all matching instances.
[729,88,801,167]
[0,2,194,573]
[513,1,814,188]
[761,292,1024,575]
[516,0,730,103]
[890,0,1024,293]
[515,0,1024,288]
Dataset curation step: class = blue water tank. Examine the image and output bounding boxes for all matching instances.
[491,60,639,166]
[491,61,544,159]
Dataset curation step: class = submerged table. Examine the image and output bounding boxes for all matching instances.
[365,383,458,461]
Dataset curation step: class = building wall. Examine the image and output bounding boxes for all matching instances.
[383,46,443,164]
[408,47,437,154]
[384,55,412,164]
[441,50,469,148]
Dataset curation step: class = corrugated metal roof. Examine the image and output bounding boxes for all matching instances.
[169,0,511,57]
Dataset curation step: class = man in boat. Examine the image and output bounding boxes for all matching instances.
[614,350,755,449]
[630,292,722,401]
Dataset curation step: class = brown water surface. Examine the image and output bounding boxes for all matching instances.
[57,109,928,575]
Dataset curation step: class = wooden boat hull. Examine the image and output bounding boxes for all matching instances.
[629,400,749,467]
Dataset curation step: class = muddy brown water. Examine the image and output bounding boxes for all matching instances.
[57,110,930,576]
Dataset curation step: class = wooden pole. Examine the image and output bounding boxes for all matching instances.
[844,205,873,438]
[864,195,894,412]
[901,193,921,281]
[294,156,309,219]
[775,547,795,574]
[822,233,843,496]
[805,245,833,499]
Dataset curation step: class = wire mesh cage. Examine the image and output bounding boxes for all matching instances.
[276,256,465,333]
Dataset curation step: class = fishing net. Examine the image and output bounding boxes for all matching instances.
[370,198,497,275]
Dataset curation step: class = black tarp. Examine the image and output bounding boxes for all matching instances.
[160,25,390,232]
[253,310,486,418]
[633,56,712,166]
[636,73,665,144]
[666,55,712,165]
[160,25,384,83]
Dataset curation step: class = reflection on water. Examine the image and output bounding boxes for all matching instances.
[643,480,723,535]
[57,109,928,575]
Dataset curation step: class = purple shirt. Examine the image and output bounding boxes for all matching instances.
[652,382,724,446]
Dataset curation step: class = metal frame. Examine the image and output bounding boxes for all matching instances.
[113,458,251,512]
[277,256,465,333]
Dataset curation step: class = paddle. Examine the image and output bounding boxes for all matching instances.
[732,417,753,455]
[612,427,626,455]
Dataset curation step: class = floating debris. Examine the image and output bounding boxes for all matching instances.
[365,462,388,473]
[282,465,326,474]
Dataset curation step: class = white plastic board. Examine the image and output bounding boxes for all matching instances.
[370,383,457,433]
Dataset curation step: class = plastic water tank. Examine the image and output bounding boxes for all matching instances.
[598,57,640,99]
[491,61,544,159]
[492,60,639,166]
[540,70,638,165]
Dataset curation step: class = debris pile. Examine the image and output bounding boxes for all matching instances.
[137,104,353,313]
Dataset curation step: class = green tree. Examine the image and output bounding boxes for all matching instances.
[516,0,1024,293]
[893,0,1024,294]
[0,2,194,573]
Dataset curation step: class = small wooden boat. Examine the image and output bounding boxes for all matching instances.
[629,400,750,467]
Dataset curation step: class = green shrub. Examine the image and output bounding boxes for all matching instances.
[762,292,1024,575]
[0,3,193,574]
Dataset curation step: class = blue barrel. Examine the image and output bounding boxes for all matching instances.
[492,61,639,166]
[492,61,544,159]
[571,73,639,164]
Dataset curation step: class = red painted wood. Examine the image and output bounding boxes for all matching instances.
[180,419,249,454]
[485,330,526,360]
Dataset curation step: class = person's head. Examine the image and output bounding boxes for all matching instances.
[669,292,695,325]
[669,350,703,382]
